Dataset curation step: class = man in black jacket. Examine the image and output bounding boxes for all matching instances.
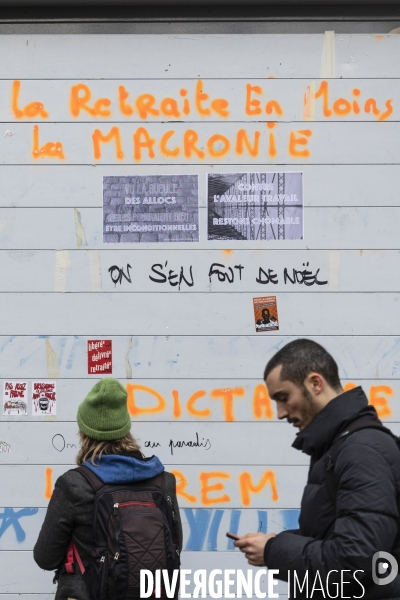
[235,338,400,599]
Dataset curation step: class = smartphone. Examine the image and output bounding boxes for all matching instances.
[226,532,240,541]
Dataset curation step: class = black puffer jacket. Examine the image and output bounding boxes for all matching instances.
[34,451,183,600]
[264,387,400,599]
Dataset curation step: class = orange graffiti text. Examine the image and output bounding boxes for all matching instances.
[12,81,49,119]
[343,382,393,419]
[70,84,111,117]
[172,469,279,507]
[44,467,53,499]
[239,470,279,506]
[170,469,197,503]
[210,387,245,422]
[315,80,393,121]
[92,126,124,160]
[127,384,167,417]
[32,125,65,160]
[253,384,274,420]
[200,472,231,506]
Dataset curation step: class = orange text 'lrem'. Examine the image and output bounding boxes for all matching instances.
[171,468,279,506]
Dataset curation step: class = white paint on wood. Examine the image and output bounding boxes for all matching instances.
[0,336,399,380]
[0,464,306,508]
[1,165,399,208]
[0,506,301,553]
[1,249,399,293]
[0,292,398,336]
[0,35,397,79]
[0,121,400,164]
[0,78,397,122]
[0,33,399,595]
[1,207,400,249]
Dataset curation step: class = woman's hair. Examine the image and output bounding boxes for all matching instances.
[76,431,142,466]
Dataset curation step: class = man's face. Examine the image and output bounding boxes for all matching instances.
[265,365,320,430]
[262,309,270,321]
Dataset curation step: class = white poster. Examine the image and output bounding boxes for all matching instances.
[3,381,28,416]
[208,171,303,241]
[32,381,57,416]
[103,174,199,243]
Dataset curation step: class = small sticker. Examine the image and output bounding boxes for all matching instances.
[32,381,57,416]
[253,296,279,332]
[3,381,28,415]
[0,441,11,452]
[88,340,112,375]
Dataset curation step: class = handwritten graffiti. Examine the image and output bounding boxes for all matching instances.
[183,508,300,551]
[10,79,396,164]
[144,440,161,449]
[13,80,393,124]
[126,382,394,421]
[208,263,244,283]
[344,382,394,418]
[107,261,328,288]
[45,467,53,500]
[314,80,393,121]
[0,507,38,543]
[169,433,211,455]
[171,468,279,507]
[52,434,77,452]
[256,264,327,286]
[283,263,327,286]
[142,434,212,455]
[108,264,132,285]
[149,263,194,290]
[256,268,279,285]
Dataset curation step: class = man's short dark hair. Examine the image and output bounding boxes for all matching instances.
[263,339,341,390]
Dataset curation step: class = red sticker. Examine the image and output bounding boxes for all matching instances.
[88,340,112,375]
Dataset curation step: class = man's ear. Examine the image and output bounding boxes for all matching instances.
[305,372,324,395]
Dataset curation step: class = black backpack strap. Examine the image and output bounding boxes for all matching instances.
[324,416,396,508]
[75,465,105,492]
[147,472,165,491]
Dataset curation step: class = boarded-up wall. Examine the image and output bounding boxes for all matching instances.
[0,32,399,598]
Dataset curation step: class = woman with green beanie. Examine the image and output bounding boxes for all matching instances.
[33,378,183,600]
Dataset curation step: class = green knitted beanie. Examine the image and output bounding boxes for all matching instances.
[77,378,131,441]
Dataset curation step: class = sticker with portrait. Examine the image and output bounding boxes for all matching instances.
[253,296,279,332]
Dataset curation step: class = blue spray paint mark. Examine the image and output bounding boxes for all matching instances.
[184,509,211,551]
[282,509,300,530]
[227,509,241,550]
[17,338,44,367]
[66,337,80,371]
[207,509,224,551]
[257,510,268,533]
[0,508,39,543]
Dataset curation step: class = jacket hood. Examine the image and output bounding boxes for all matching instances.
[83,452,164,484]
[292,386,378,460]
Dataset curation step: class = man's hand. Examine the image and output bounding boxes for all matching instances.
[234,533,277,566]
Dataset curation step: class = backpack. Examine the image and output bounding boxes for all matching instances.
[64,465,181,600]
[324,415,400,508]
